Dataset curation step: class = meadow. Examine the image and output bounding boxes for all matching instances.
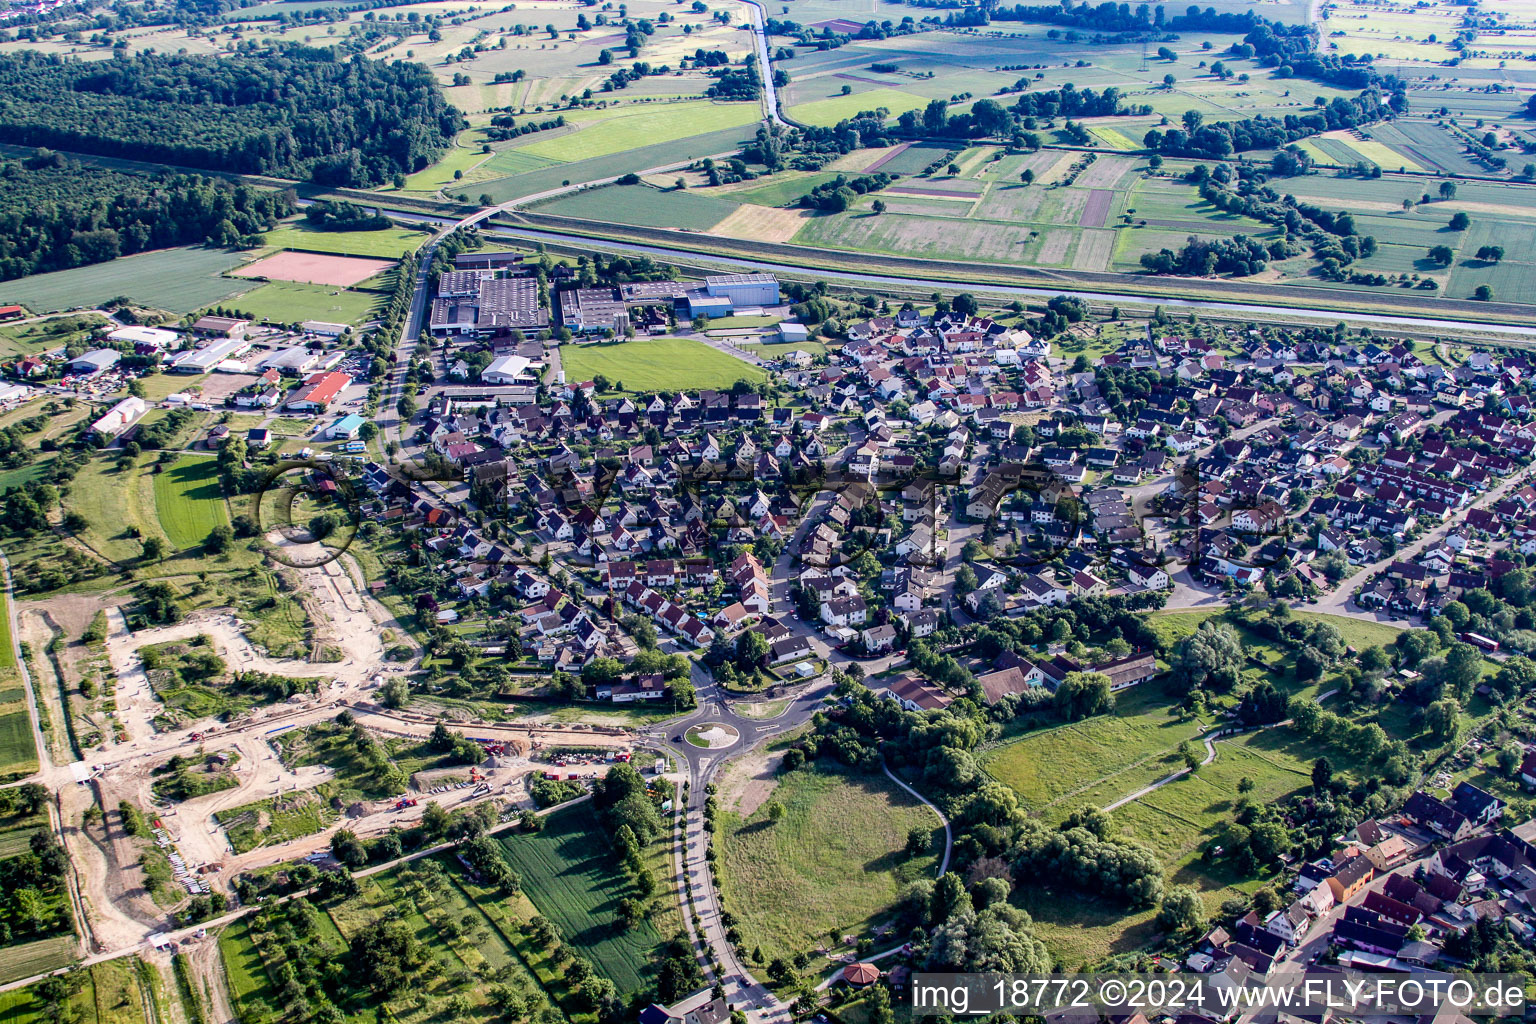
[559,337,768,394]
[496,803,675,996]
[151,455,230,551]
[716,764,942,966]
[0,247,255,314]
[982,684,1209,813]
[475,124,754,204]
[216,280,382,326]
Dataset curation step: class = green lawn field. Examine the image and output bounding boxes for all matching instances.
[716,765,941,966]
[560,337,767,394]
[218,280,380,326]
[496,803,669,996]
[151,455,230,551]
[515,101,761,162]
[262,223,428,259]
[0,247,254,314]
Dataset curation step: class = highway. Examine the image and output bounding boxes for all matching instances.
[479,226,1536,340]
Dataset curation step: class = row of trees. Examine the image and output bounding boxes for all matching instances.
[1144,92,1397,159]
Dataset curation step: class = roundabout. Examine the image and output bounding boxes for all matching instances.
[685,723,741,749]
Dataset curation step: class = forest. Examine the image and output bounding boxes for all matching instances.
[0,46,463,186]
[0,156,294,281]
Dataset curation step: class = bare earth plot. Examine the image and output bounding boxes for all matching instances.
[1079,189,1114,228]
[232,252,394,287]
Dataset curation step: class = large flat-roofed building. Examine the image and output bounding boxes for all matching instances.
[68,349,120,376]
[191,315,249,339]
[481,353,542,385]
[452,251,526,273]
[429,276,547,337]
[171,336,252,373]
[259,345,321,376]
[705,273,779,307]
[90,395,146,438]
[559,287,630,334]
[107,326,179,350]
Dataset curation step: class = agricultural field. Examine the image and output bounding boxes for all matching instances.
[0,247,255,314]
[515,102,762,163]
[260,223,429,259]
[538,184,742,230]
[214,280,382,327]
[715,764,942,966]
[0,590,37,784]
[497,803,677,996]
[150,455,230,551]
[559,337,768,394]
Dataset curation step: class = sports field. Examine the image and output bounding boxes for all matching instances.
[217,280,381,326]
[496,803,670,995]
[151,455,230,551]
[231,251,394,287]
[0,247,255,314]
[261,223,429,259]
[716,765,941,966]
[560,337,767,394]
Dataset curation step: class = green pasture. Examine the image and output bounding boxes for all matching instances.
[476,125,754,204]
[559,336,767,394]
[784,88,929,128]
[0,314,107,360]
